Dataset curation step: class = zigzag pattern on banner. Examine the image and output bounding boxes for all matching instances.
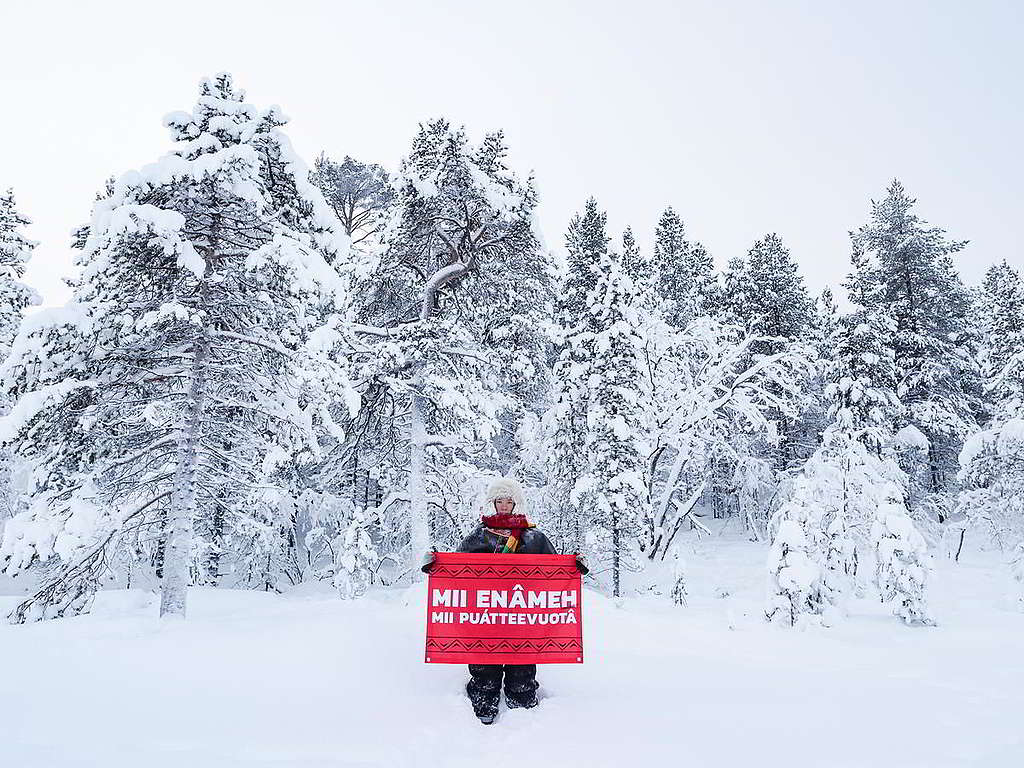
[431,564,577,579]
[426,637,583,653]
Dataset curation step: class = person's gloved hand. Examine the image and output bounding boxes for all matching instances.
[420,549,437,574]
[574,555,589,575]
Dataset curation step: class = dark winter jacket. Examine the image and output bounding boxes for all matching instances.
[419,523,569,573]
[456,523,559,556]
[419,523,589,574]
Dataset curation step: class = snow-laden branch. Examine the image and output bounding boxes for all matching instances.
[211,329,294,358]
[0,380,97,443]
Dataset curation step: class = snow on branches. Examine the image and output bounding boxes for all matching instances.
[0,73,356,621]
[350,119,549,577]
[766,305,934,627]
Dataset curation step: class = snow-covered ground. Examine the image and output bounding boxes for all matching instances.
[1,538,1022,768]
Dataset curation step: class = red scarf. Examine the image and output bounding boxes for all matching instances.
[481,512,533,553]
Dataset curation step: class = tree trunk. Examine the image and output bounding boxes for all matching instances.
[612,525,621,598]
[405,258,473,579]
[649,447,690,559]
[160,330,209,618]
[408,391,430,580]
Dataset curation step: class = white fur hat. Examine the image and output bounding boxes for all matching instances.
[481,476,528,516]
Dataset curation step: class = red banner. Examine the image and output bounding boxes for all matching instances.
[424,552,583,664]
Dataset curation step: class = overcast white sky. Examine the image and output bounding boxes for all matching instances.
[3,0,1021,308]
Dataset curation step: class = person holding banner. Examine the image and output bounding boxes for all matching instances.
[421,476,588,724]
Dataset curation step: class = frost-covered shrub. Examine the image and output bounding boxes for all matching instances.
[670,553,688,607]
[766,486,829,626]
[959,416,1024,581]
[872,500,933,625]
[893,424,931,514]
[333,510,377,600]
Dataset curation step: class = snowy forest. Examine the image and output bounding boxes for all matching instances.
[0,71,1021,635]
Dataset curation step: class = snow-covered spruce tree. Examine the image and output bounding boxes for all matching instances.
[977,261,1024,413]
[545,198,610,555]
[0,189,40,523]
[560,198,608,320]
[574,247,648,597]
[734,233,819,470]
[767,307,934,625]
[352,120,546,577]
[958,261,1024,594]
[766,309,900,625]
[0,73,352,621]
[650,207,714,328]
[848,180,981,502]
[739,233,815,356]
[834,311,933,624]
[814,288,840,348]
[718,255,751,326]
[0,189,40,357]
[619,226,652,292]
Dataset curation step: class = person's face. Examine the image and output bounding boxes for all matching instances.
[494,497,515,514]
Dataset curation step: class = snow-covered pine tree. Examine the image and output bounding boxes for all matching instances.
[300,152,394,531]
[310,154,393,246]
[0,189,40,357]
[848,181,981,501]
[815,288,840,348]
[0,73,353,621]
[735,233,819,471]
[775,287,840,497]
[0,189,40,523]
[470,132,556,476]
[765,309,892,626]
[739,233,815,355]
[616,227,642,295]
[545,198,610,555]
[829,310,903,452]
[354,120,544,577]
[559,197,609,323]
[650,207,714,327]
[575,245,649,597]
[718,255,750,326]
[893,424,933,521]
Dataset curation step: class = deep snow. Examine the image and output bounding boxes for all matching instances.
[1,538,1022,768]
